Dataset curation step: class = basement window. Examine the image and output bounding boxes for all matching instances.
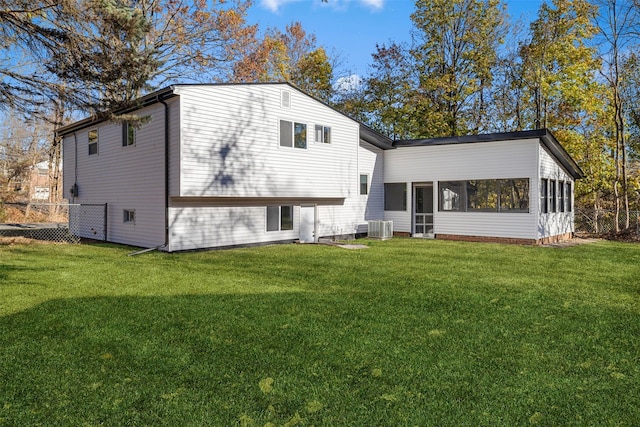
[266,206,293,231]
[123,209,135,223]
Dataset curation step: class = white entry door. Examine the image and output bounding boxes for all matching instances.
[299,205,316,243]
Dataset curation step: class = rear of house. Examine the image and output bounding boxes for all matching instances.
[61,83,385,251]
[60,83,582,251]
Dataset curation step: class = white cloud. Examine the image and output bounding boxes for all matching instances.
[260,0,385,13]
[359,0,384,11]
[334,74,363,93]
[259,0,299,13]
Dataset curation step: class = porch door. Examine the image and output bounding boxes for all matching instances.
[413,184,434,238]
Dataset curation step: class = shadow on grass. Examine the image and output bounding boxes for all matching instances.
[1,290,639,426]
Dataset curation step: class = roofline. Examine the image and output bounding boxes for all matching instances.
[56,86,177,136]
[394,129,584,179]
[359,123,394,149]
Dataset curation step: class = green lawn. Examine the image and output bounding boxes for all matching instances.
[1,239,639,426]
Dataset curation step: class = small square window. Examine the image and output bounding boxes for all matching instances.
[280,120,306,149]
[123,209,135,223]
[315,125,331,144]
[88,129,98,155]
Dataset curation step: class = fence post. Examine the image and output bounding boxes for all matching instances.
[103,203,108,242]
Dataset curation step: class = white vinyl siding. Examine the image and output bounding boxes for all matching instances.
[538,144,575,238]
[62,103,167,248]
[174,85,359,200]
[384,139,539,239]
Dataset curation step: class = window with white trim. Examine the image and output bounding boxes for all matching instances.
[315,125,331,144]
[566,182,572,212]
[360,174,368,195]
[384,183,407,211]
[279,120,307,149]
[540,179,548,214]
[549,179,557,213]
[438,179,529,213]
[266,206,293,231]
[558,181,565,212]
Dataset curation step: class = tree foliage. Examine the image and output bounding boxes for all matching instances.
[233,22,334,102]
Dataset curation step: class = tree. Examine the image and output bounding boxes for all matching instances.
[592,0,640,229]
[361,43,418,139]
[1,0,257,118]
[410,0,507,136]
[233,22,334,102]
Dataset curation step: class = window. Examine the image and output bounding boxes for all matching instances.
[360,174,368,195]
[384,183,407,211]
[123,209,135,223]
[566,182,572,212]
[315,125,331,144]
[549,180,557,213]
[267,206,293,231]
[540,179,548,214]
[498,179,530,212]
[294,123,307,148]
[439,179,529,213]
[558,181,565,212]
[123,122,136,146]
[88,129,98,155]
[439,181,464,211]
[279,120,307,149]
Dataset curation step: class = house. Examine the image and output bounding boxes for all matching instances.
[58,83,583,251]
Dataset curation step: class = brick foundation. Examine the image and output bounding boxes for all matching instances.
[433,232,575,246]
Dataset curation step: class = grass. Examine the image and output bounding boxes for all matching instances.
[0,238,639,426]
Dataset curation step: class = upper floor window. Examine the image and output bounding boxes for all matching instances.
[88,129,98,155]
[123,122,136,146]
[279,120,307,149]
[315,125,331,144]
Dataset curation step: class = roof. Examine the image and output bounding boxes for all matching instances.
[394,129,584,179]
[55,85,582,179]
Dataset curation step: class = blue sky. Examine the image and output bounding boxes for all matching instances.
[247,0,544,77]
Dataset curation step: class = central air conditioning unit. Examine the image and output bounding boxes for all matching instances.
[368,220,393,240]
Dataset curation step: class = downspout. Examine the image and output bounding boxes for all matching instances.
[158,96,170,250]
[128,94,171,257]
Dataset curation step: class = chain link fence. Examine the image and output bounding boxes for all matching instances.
[575,208,640,236]
[0,202,107,243]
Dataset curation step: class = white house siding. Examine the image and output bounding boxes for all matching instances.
[383,139,540,239]
[314,141,385,237]
[62,103,166,248]
[173,84,360,199]
[538,144,575,239]
[167,204,299,251]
